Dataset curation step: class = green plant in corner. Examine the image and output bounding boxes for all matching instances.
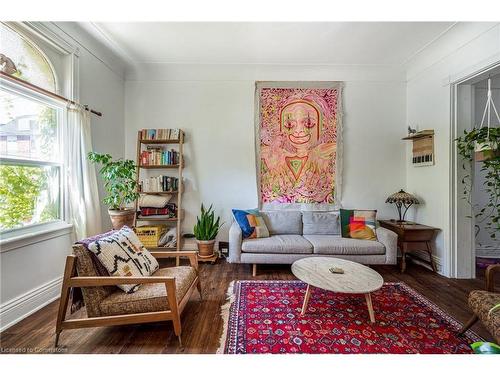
[193,204,223,241]
[88,152,139,210]
[455,127,500,241]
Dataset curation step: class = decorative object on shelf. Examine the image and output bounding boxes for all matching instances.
[385,189,420,223]
[134,130,184,265]
[193,204,223,259]
[455,78,500,241]
[402,129,435,166]
[0,53,18,75]
[255,81,343,210]
[87,152,139,229]
[407,125,417,136]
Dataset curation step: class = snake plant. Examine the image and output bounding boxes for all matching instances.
[193,204,223,241]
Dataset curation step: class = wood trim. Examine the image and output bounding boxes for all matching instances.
[152,251,198,270]
[67,276,176,288]
[61,311,174,330]
[178,277,199,314]
[485,264,500,292]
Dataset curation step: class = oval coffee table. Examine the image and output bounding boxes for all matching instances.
[291,257,384,323]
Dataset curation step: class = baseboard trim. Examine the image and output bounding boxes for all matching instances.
[476,247,500,258]
[0,276,62,332]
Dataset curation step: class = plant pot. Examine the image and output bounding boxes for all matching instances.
[108,208,136,230]
[196,239,216,258]
[474,140,500,162]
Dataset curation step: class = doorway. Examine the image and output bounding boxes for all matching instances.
[451,64,500,279]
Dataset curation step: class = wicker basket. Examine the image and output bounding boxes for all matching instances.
[135,225,167,247]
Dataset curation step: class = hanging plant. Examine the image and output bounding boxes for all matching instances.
[456,126,500,240]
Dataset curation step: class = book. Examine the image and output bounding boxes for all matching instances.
[140,128,182,141]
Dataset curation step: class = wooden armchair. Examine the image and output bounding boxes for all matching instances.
[55,244,202,347]
[459,264,500,343]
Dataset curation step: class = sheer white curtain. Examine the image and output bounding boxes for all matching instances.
[66,104,102,239]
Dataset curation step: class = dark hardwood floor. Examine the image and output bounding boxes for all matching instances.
[0,259,493,354]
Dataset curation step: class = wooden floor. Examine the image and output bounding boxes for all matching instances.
[0,259,493,354]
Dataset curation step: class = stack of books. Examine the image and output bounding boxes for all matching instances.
[140,128,181,141]
[139,176,179,192]
[138,203,177,219]
[140,147,179,166]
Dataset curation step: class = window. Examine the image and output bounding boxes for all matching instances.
[0,23,65,233]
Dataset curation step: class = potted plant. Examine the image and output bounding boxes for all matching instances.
[88,152,139,229]
[456,126,500,240]
[193,204,223,258]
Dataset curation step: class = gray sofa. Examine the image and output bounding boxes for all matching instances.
[228,211,398,269]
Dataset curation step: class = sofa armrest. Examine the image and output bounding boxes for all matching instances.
[228,221,243,263]
[377,226,398,265]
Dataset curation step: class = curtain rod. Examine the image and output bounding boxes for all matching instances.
[0,71,103,117]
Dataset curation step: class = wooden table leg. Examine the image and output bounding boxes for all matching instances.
[401,242,407,273]
[365,293,375,323]
[300,284,312,316]
[425,241,437,272]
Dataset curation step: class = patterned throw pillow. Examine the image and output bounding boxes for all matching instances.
[86,226,159,293]
[232,209,270,239]
[340,209,378,241]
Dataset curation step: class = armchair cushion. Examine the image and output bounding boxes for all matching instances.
[99,266,197,316]
[86,226,159,293]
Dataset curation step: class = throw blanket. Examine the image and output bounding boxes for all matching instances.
[70,230,115,313]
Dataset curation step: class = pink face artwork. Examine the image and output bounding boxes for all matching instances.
[280,101,320,151]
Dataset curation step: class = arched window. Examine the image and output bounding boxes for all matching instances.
[0,23,64,232]
[0,23,57,92]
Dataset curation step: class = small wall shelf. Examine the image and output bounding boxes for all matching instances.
[402,129,435,167]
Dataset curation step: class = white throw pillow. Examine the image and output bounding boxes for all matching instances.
[87,226,159,293]
[138,194,172,208]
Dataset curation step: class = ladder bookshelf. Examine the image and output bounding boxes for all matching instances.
[134,129,184,266]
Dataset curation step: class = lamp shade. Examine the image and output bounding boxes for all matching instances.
[385,190,420,205]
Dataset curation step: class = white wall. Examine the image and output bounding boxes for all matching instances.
[125,64,407,239]
[405,22,500,277]
[0,22,126,331]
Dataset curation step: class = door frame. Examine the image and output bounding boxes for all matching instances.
[449,61,500,278]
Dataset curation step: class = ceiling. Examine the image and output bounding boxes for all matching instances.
[87,22,456,66]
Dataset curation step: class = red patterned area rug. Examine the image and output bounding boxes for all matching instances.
[217,280,481,354]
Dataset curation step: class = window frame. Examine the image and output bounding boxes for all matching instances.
[0,22,78,242]
[0,78,67,235]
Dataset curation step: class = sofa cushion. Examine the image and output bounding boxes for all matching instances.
[241,235,313,254]
[304,235,385,255]
[99,266,197,316]
[232,208,270,239]
[260,211,302,235]
[340,209,378,241]
[302,211,340,235]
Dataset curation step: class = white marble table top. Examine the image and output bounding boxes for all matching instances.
[291,257,384,294]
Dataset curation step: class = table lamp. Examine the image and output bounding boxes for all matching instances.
[385,189,420,222]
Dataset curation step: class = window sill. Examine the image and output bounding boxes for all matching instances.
[0,222,74,254]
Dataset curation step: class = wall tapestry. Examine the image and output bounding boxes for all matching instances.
[255,81,343,210]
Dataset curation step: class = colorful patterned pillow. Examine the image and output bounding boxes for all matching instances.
[232,209,270,239]
[86,226,159,293]
[340,209,378,241]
